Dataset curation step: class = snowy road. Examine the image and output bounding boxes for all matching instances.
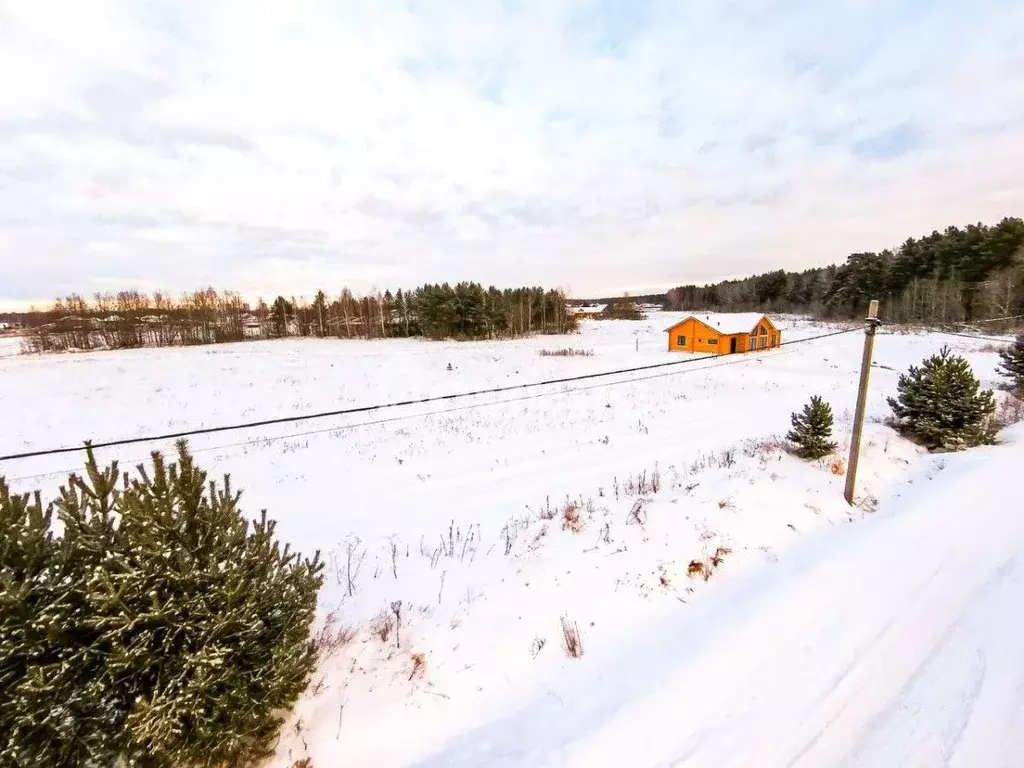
[421,428,1024,768]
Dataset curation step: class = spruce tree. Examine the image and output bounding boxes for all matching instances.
[888,346,996,451]
[998,334,1024,394]
[786,395,837,459]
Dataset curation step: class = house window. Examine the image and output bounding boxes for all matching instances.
[748,334,756,351]
[708,338,718,345]
[677,335,686,346]
[760,327,768,349]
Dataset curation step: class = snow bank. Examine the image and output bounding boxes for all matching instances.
[420,427,1024,767]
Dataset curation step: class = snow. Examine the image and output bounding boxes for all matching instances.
[0,316,1018,767]
[0,335,21,359]
[420,425,1024,768]
[666,311,771,335]
[570,304,607,315]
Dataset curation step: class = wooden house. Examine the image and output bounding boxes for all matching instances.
[665,313,781,355]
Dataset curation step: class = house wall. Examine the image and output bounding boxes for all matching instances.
[743,319,782,352]
[667,318,726,354]
[667,316,782,354]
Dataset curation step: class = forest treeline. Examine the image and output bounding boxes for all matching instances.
[20,283,578,352]
[667,217,1024,324]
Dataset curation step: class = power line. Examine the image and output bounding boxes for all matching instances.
[971,314,1024,324]
[933,329,1016,344]
[6,342,811,484]
[0,328,856,463]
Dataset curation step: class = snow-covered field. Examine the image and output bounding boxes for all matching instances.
[1,316,1019,767]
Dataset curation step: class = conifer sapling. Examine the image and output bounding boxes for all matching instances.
[888,346,996,451]
[787,395,837,459]
[0,443,324,768]
[998,334,1024,394]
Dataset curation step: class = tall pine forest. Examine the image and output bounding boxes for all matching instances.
[666,217,1024,323]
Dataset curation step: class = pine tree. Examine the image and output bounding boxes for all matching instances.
[312,290,327,337]
[270,296,292,338]
[888,346,996,451]
[998,334,1024,394]
[107,442,324,766]
[1,444,324,768]
[786,395,837,459]
[1,454,124,768]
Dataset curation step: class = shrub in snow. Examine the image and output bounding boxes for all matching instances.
[998,335,1024,394]
[560,615,584,658]
[786,395,837,459]
[0,442,323,768]
[888,347,996,451]
[537,348,594,357]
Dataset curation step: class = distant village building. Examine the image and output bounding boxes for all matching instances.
[569,303,607,316]
[665,313,781,355]
[241,314,263,338]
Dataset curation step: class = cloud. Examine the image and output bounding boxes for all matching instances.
[0,0,1022,307]
[851,124,924,160]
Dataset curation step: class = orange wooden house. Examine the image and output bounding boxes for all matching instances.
[666,313,781,355]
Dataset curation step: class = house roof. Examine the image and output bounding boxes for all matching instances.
[570,304,607,315]
[665,312,772,335]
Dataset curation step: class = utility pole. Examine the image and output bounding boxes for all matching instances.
[844,300,882,505]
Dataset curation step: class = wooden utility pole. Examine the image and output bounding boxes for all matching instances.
[844,300,881,505]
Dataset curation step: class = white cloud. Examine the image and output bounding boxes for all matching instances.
[1,0,1022,308]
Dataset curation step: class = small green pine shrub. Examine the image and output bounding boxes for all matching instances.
[998,334,1024,394]
[786,395,837,459]
[0,442,323,768]
[888,346,996,451]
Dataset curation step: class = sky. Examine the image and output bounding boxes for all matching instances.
[1,0,1022,309]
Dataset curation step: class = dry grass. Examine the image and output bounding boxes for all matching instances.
[658,565,671,588]
[561,615,584,658]
[688,546,732,582]
[626,498,647,528]
[312,612,356,660]
[979,342,1010,353]
[622,466,662,496]
[538,348,594,357]
[370,610,394,644]
[741,436,787,457]
[830,458,846,476]
[539,495,557,520]
[995,395,1024,430]
[409,652,426,681]
[709,546,731,569]
[530,636,547,658]
[562,503,584,533]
